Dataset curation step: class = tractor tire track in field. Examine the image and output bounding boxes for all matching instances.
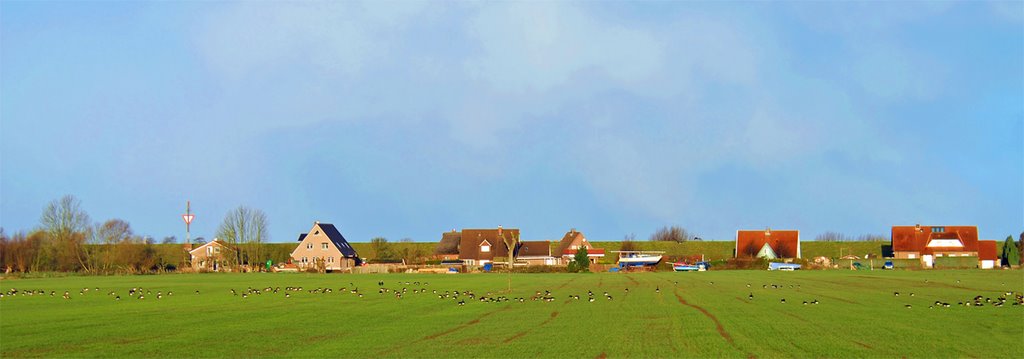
[673,290,733,345]
[555,276,578,290]
[503,311,559,343]
[674,289,756,358]
[378,306,511,356]
[624,275,640,286]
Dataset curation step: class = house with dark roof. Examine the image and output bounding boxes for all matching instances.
[291,222,361,271]
[517,240,557,266]
[977,240,1000,269]
[556,229,605,264]
[433,229,462,261]
[458,226,520,266]
[891,225,979,267]
[735,229,800,259]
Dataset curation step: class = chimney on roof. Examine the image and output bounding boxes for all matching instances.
[497,225,503,236]
[571,228,576,233]
[315,220,319,225]
[765,228,771,236]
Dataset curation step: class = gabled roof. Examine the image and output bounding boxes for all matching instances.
[556,228,603,254]
[189,239,233,255]
[297,233,308,242]
[458,228,519,260]
[891,225,979,254]
[435,230,461,255]
[978,240,999,261]
[517,241,551,257]
[736,229,799,258]
[317,223,358,258]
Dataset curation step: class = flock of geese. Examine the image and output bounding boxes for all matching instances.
[2,278,1022,311]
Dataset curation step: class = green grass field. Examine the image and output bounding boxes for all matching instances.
[1,270,1021,358]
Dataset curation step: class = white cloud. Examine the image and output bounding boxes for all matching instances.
[197,1,427,80]
[463,2,665,93]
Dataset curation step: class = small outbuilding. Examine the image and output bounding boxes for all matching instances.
[977,240,1000,269]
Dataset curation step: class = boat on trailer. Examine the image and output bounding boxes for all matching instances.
[673,261,710,272]
[614,251,665,267]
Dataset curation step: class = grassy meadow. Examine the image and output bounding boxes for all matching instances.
[1,270,1021,358]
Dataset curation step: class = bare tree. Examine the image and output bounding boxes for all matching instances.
[815,231,849,242]
[498,229,519,292]
[216,206,268,270]
[39,195,91,271]
[621,233,639,251]
[650,226,697,242]
[93,219,133,272]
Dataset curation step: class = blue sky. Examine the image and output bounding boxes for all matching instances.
[1,1,1021,243]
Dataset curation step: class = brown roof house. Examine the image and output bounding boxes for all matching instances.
[517,241,557,266]
[291,222,361,271]
[556,229,605,264]
[458,226,520,266]
[891,225,979,267]
[188,239,235,271]
[977,240,1001,269]
[735,229,801,259]
[433,230,462,261]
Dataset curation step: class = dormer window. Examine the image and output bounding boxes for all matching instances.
[480,240,492,253]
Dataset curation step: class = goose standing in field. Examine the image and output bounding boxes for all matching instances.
[780,298,786,304]
[115,296,120,301]
[748,293,754,300]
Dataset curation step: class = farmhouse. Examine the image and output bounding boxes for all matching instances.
[187,239,235,271]
[735,228,801,259]
[433,230,461,261]
[291,222,361,271]
[891,225,979,267]
[556,228,605,264]
[977,240,1001,269]
[458,226,520,266]
[517,241,557,265]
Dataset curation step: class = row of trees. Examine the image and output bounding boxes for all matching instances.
[815,232,886,242]
[369,237,430,264]
[0,195,272,274]
[0,196,171,274]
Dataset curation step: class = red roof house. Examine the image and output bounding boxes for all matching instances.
[556,229,605,264]
[891,225,979,260]
[735,229,800,259]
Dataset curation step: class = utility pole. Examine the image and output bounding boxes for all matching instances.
[182,201,195,245]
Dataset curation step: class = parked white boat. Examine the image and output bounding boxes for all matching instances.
[614,251,665,267]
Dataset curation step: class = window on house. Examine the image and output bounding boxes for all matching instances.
[931,226,945,232]
[207,247,213,255]
[214,247,220,253]
[322,243,329,250]
[315,230,320,235]
[302,257,308,263]
[328,257,334,263]
[307,243,313,250]
[481,245,490,252]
